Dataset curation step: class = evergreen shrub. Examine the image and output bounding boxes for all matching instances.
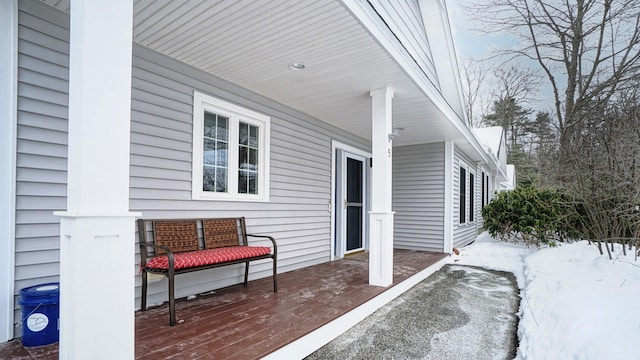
[482,187,583,247]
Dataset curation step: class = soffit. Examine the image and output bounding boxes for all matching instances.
[39,0,465,147]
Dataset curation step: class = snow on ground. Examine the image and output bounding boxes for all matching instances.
[453,233,640,360]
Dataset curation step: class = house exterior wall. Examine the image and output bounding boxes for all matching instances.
[12,0,373,324]
[452,145,477,248]
[130,44,368,307]
[13,0,68,331]
[392,143,445,252]
[367,0,439,86]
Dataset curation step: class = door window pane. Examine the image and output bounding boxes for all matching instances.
[346,158,363,203]
[346,206,363,251]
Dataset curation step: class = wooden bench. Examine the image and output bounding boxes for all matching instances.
[137,217,278,326]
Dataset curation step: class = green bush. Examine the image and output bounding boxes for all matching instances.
[482,187,583,247]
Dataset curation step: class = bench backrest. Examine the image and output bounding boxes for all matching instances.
[139,217,248,255]
[203,218,245,248]
[153,219,199,254]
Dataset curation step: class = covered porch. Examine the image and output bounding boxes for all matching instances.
[0,0,484,357]
[1,249,448,359]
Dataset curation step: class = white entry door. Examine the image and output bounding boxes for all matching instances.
[335,149,369,257]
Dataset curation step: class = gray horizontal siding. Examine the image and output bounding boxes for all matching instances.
[368,0,438,85]
[14,0,373,328]
[14,0,69,336]
[453,146,477,248]
[130,44,370,307]
[393,143,445,252]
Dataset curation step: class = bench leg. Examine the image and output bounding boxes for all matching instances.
[273,257,278,293]
[141,270,148,311]
[243,261,250,286]
[168,270,176,326]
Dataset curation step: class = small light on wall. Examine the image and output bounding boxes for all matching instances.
[388,127,404,142]
[288,62,306,71]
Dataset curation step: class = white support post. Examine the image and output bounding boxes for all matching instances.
[369,88,394,287]
[54,1,138,359]
[443,141,454,254]
[0,0,18,343]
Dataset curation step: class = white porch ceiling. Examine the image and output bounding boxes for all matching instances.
[41,0,467,148]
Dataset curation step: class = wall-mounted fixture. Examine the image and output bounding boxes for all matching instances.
[388,127,403,142]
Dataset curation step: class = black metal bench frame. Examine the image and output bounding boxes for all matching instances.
[137,217,278,326]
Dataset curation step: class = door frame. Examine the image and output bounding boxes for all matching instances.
[331,140,371,260]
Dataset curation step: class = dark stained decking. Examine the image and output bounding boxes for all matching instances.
[0,249,447,360]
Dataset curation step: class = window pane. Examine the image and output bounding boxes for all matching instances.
[460,167,466,223]
[249,126,259,147]
[204,113,216,138]
[216,167,227,192]
[469,174,475,222]
[248,148,258,168]
[238,171,258,194]
[217,116,228,141]
[203,111,228,193]
[238,122,260,195]
[216,140,227,166]
[203,139,216,165]
[203,166,216,191]
[239,122,248,145]
[248,172,257,194]
[238,146,248,169]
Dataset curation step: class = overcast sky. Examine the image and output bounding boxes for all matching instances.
[446,0,555,115]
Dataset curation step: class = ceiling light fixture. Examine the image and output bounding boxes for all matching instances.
[288,62,306,71]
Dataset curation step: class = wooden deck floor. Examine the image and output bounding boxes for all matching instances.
[0,249,447,360]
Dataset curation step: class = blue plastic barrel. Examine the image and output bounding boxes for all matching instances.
[19,283,59,347]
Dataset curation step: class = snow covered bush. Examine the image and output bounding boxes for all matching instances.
[481,187,582,247]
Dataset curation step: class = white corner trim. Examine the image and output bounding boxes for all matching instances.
[0,0,18,342]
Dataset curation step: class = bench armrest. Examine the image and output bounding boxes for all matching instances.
[139,243,175,269]
[246,234,278,256]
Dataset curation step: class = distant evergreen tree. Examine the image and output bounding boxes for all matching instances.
[483,97,532,153]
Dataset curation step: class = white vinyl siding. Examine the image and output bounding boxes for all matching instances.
[14,0,69,335]
[13,0,373,320]
[130,44,370,308]
[367,0,439,85]
[452,146,477,247]
[393,143,445,253]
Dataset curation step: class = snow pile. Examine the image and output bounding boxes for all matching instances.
[455,233,640,360]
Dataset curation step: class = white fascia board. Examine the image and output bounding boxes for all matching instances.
[341,0,487,163]
[418,0,468,124]
[340,0,489,164]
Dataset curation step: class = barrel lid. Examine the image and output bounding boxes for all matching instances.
[20,282,59,296]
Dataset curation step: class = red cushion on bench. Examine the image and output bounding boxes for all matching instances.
[145,246,272,270]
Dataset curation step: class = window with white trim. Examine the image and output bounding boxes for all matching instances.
[469,172,475,222]
[459,166,466,224]
[192,91,270,202]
